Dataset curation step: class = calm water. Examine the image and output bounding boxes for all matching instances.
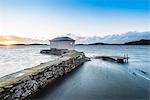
[0,45,149,100]
[35,45,150,100]
[76,45,150,80]
[0,45,58,77]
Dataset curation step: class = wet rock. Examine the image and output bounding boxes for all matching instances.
[140,70,148,75]
[0,88,4,92]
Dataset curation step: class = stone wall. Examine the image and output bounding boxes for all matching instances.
[0,51,90,100]
[40,48,70,55]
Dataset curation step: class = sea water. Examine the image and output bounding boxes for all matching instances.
[76,45,150,80]
[35,45,150,100]
[0,45,149,99]
[0,45,58,77]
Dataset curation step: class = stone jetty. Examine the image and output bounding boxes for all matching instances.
[40,48,70,55]
[0,49,90,100]
[94,55,129,63]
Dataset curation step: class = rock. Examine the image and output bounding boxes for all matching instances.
[4,95,10,99]
[44,72,53,78]
[40,48,69,55]
[21,90,31,97]
[0,88,4,92]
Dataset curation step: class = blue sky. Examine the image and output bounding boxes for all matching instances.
[0,0,149,39]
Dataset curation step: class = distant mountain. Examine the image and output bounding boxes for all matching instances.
[124,39,150,45]
[86,43,109,45]
[77,39,150,45]
[25,43,48,45]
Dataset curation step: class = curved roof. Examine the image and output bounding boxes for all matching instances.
[50,37,75,41]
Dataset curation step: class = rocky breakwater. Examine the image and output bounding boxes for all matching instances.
[0,49,90,100]
[40,48,70,55]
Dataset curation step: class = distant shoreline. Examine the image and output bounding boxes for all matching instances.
[0,39,150,46]
[0,44,48,46]
[77,39,150,45]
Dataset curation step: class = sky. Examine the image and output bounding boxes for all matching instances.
[0,0,150,40]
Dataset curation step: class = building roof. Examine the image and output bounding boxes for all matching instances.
[50,37,75,41]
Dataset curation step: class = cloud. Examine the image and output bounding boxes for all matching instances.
[0,31,150,44]
[67,31,150,44]
[0,35,48,44]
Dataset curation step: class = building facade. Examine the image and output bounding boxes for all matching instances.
[49,37,75,50]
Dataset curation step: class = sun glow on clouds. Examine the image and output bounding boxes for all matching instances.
[0,35,48,45]
[0,41,17,46]
[0,36,17,45]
